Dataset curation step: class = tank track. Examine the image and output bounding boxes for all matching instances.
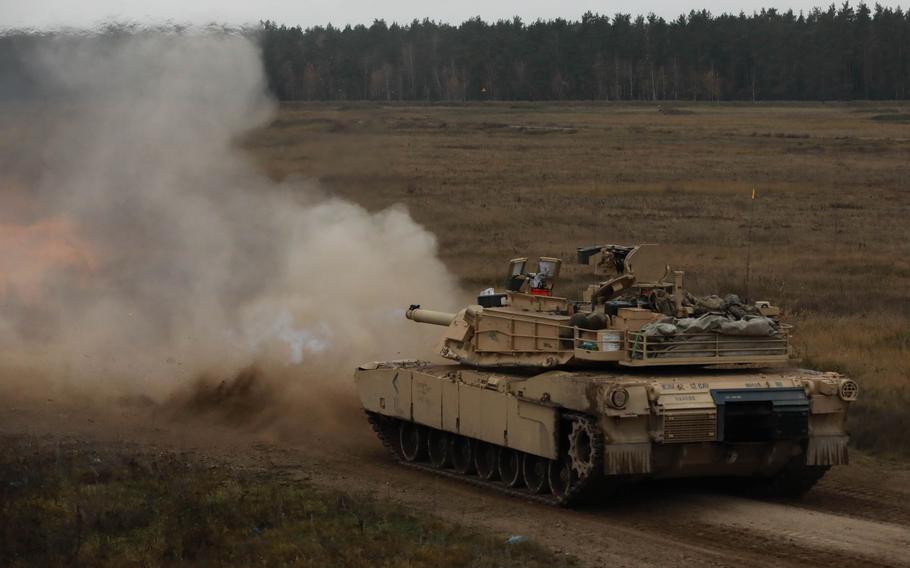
[749,461,830,498]
[366,410,606,506]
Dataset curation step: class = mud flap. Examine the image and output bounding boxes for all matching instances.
[604,443,652,474]
[806,435,849,466]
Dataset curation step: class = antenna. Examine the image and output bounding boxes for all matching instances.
[744,188,757,301]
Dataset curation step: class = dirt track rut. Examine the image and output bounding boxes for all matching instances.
[260,426,910,568]
[3,395,909,567]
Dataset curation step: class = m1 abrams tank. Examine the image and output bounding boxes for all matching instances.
[355,245,858,506]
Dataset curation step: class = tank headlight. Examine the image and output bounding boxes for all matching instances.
[839,380,859,401]
[609,387,629,409]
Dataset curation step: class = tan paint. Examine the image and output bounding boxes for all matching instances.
[355,244,857,497]
[357,361,854,478]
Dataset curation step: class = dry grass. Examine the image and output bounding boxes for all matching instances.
[0,437,566,567]
[245,100,910,455]
[796,315,910,455]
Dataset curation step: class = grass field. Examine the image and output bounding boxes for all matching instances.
[1,100,907,567]
[244,101,910,456]
[0,437,565,567]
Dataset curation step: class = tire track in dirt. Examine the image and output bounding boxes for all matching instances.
[617,494,910,567]
[259,434,910,568]
[798,486,910,526]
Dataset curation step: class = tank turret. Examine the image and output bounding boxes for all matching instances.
[407,244,790,369]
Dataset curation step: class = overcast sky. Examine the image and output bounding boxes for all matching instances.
[3,0,906,30]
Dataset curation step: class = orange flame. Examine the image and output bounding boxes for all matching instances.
[0,217,99,304]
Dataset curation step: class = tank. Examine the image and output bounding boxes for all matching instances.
[355,244,858,505]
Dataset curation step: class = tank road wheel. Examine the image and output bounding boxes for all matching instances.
[522,453,550,494]
[451,436,475,475]
[398,421,427,462]
[567,417,601,478]
[548,456,576,501]
[498,449,523,487]
[473,442,500,481]
[427,429,451,469]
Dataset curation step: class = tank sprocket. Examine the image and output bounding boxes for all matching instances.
[567,415,602,478]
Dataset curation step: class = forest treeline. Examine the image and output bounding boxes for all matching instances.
[260,4,910,101]
[0,4,907,102]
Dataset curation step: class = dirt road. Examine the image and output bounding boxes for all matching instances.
[264,429,910,568]
[3,391,909,567]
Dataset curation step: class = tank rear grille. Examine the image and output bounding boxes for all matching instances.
[663,410,717,443]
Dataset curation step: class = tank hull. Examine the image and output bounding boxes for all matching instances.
[355,360,854,505]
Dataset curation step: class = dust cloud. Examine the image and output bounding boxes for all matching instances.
[0,31,457,423]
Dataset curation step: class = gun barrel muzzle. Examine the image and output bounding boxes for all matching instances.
[406,307,456,326]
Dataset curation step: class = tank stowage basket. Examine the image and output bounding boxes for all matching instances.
[621,327,790,366]
[467,309,789,366]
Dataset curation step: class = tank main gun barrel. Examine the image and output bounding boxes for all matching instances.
[406,305,456,326]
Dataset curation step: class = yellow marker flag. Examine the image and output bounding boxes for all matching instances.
[751,188,757,200]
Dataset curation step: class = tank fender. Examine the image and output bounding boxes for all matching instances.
[358,365,559,460]
[458,382,509,446]
[507,398,558,459]
[355,367,413,421]
[507,371,591,411]
[412,371,444,429]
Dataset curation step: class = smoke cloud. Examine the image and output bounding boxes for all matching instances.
[0,31,457,402]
